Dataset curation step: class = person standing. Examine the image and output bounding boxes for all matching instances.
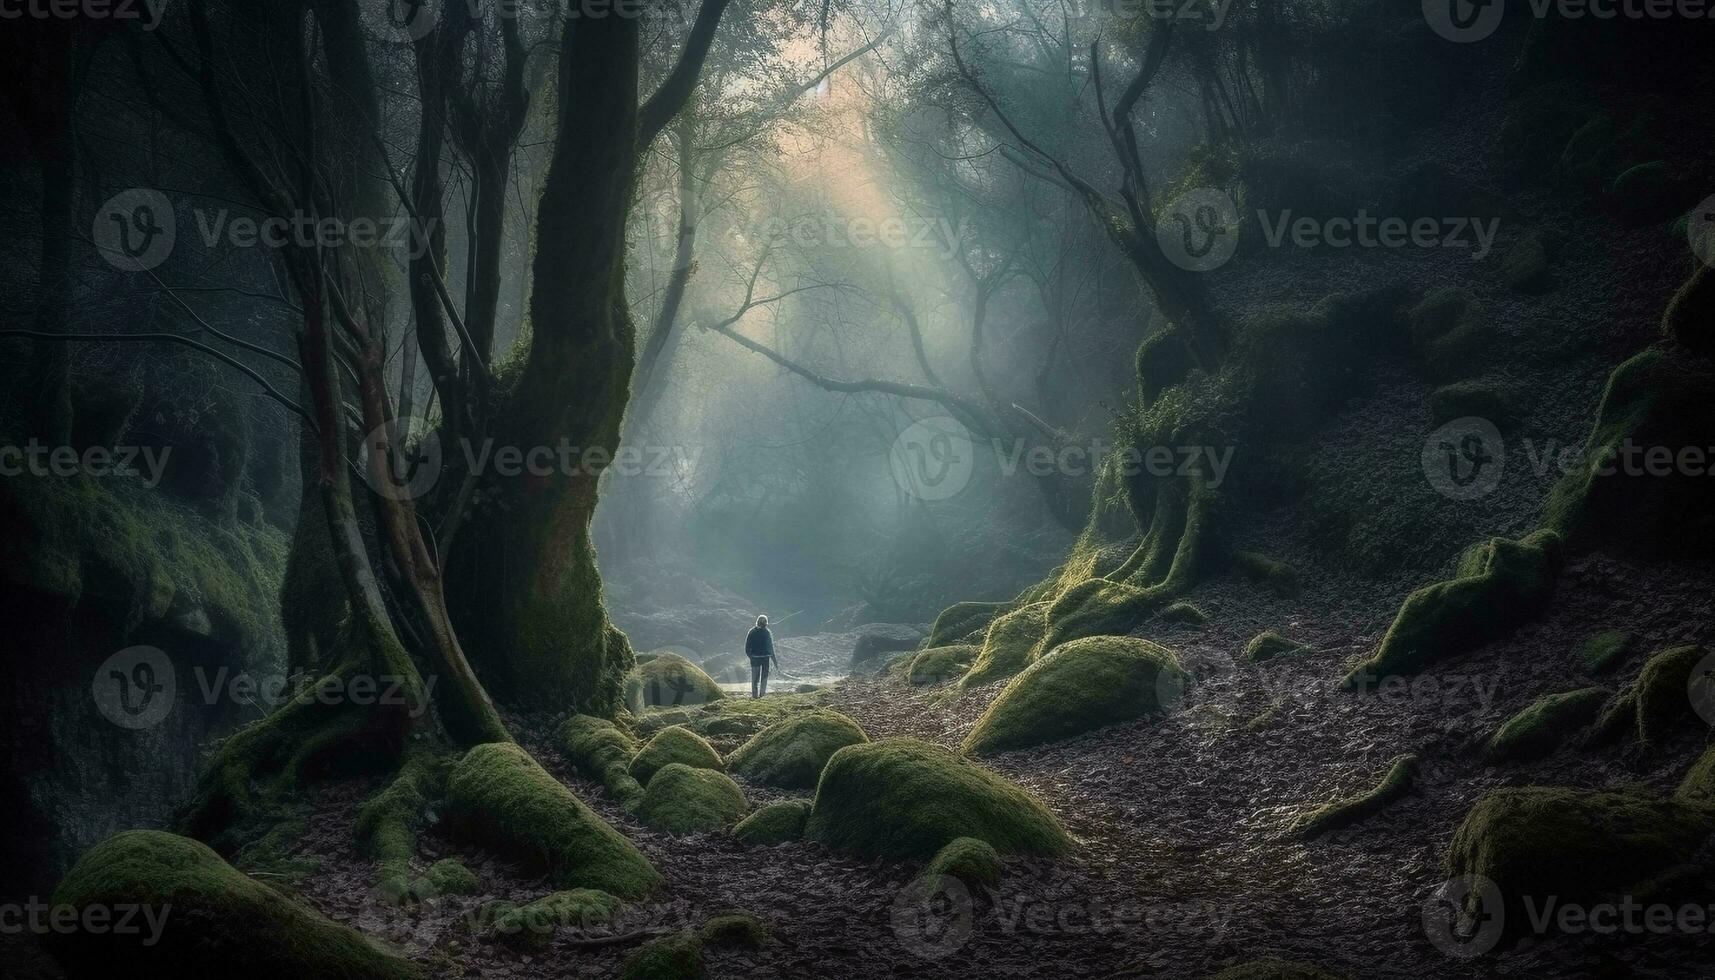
[745,615,779,698]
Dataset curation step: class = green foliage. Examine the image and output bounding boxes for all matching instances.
[920,836,1002,891]
[625,653,725,713]
[1244,631,1306,664]
[51,831,418,978]
[926,601,1010,648]
[1344,530,1561,685]
[1292,755,1417,840]
[636,763,749,835]
[1575,630,1634,673]
[1547,347,1715,556]
[961,602,1050,687]
[726,709,869,789]
[444,742,659,897]
[699,913,769,948]
[805,738,1071,860]
[620,929,705,980]
[1204,958,1345,980]
[1428,378,1527,430]
[964,636,1185,755]
[1233,552,1299,598]
[731,799,812,845]
[557,714,644,805]
[1447,787,1715,936]
[1485,689,1608,762]
[630,727,725,786]
[910,644,979,685]
[489,889,621,949]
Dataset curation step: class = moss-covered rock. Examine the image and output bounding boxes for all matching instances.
[1291,755,1416,840]
[731,799,812,845]
[1203,958,1345,980]
[698,912,769,948]
[926,601,1009,648]
[1446,787,1715,937]
[850,629,925,667]
[1498,228,1552,293]
[1244,631,1306,664]
[1573,629,1632,673]
[50,831,419,978]
[444,742,659,897]
[920,836,1002,890]
[557,714,644,805]
[964,636,1185,755]
[489,888,622,949]
[1485,688,1608,762]
[1159,600,1209,625]
[909,644,979,685]
[1428,378,1527,431]
[1406,288,1499,383]
[1344,530,1561,686]
[1676,747,1715,804]
[805,738,1070,860]
[620,929,705,980]
[961,602,1050,687]
[419,858,479,896]
[726,709,869,788]
[1233,551,1299,598]
[624,653,725,712]
[1634,645,1708,747]
[630,726,725,786]
[636,763,749,835]
[1547,347,1715,556]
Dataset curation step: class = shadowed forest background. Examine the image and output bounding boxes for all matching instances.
[2,0,1715,976]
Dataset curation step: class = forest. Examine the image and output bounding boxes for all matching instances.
[1,0,1713,976]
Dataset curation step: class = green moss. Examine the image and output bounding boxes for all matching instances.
[961,602,1050,687]
[926,601,1010,648]
[964,636,1185,755]
[557,714,644,805]
[355,747,450,901]
[1292,755,1416,839]
[1675,747,1715,804]
[920,836,1002,890]
[1405,288,1497,383]
[805,738,1071,860]
[1038,578,1172,656]
[1634,645,1707,747]
[633,691,829,741]
[1498,228,1552,292]
[1574,629,1633,673]
[726,709,869,788]
[731,799,812,845]
[489,888,621,949]
[420,858,479,896]
[444,742,659,897]
[636,763,749,835]
[625,653,725,712]
[630,726,725,786]
[1244,631,1306,664]
[1664,263,1714,358]
[1428,378,1527,430]
[620,929,704,980]
[1203,959,1344,980]
[50,831,418,977]
[698,912,769,948]
[1136,329,1196,406]
[1447,787,1715,936]
[1343,530,1561,686]
[1485,688,1608,762]
[1547,348,1715,556]
[909,644,979,685]
[1159,601,1209,625]
[1233,552,1299,598]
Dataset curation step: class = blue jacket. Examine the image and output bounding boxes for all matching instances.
[745,626,776,662]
